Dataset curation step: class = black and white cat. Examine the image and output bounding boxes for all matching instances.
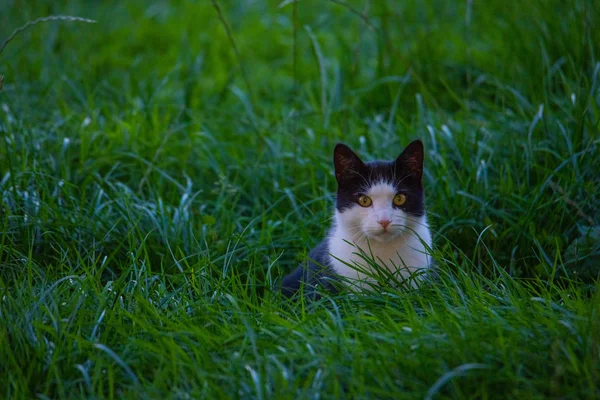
[281,140,432,297]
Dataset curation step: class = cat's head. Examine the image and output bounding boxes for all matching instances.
[333,140,425,242]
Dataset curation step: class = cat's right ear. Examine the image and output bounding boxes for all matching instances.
[334,143,365,183]
[396,139,424,179]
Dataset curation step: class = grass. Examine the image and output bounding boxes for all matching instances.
[1,0,599,398]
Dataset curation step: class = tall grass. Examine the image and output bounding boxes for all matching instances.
[1,0,598,398]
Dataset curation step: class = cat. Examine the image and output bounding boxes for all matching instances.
[281,140,432,298]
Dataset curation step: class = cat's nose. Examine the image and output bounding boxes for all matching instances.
[377,219,391,229]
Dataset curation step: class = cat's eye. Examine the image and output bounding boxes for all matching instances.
[357,195,372,207]
[393,193,407,206]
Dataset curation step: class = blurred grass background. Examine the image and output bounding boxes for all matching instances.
[0,0,599,398]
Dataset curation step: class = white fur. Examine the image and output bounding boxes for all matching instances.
[327,181,432,289]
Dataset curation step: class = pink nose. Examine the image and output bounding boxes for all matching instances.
[378,219,391,229]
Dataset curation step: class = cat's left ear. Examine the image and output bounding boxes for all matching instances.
[396,140,424,179]
[334,143,366,183]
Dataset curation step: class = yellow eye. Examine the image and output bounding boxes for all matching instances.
[357,195,372,207]
[393,194,406,206]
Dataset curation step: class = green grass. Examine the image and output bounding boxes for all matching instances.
[1,0,599,398]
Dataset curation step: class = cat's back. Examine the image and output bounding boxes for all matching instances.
[280,239,336,298]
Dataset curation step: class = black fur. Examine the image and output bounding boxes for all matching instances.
[334,141,425,216]
[280,140,425,299]
[280,241,339,299]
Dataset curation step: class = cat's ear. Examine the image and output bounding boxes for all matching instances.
[396,140,424,179]
[334,143,365,183]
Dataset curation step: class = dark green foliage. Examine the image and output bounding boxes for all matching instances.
[0,0,598,398]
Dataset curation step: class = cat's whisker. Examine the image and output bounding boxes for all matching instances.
[351,230,367,245]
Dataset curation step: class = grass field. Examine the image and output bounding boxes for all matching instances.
[1,0,599,398]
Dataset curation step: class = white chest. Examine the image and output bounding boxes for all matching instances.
[327,217,432,288]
